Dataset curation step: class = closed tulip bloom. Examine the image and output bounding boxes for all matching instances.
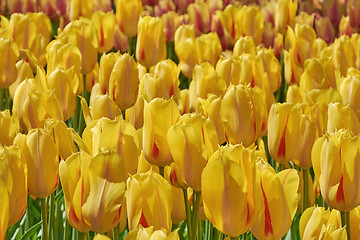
[333,35,355,77]
[91,11,116,53]
[167,113,217,191]
[202,154,256,237]
[197,33,222,66]
[350,206,360,239]
[9,59,34,100]
[136,16,166,69]
[300,206,346,240]
[256,49,282,93]
[0,110,20,147]
[80,117,140,176]
[216,56,242,87]
[69,0,93,20]
[175,36,201,78]
[161,11,182,42]
[170,186,186,224]
[125,226,179,240]
[312,129,360,211]
[98,52,121,94]
[327,102,360,135]
[82,151,127,233]
[109,53,139,110]
[57,19,98,75]
[0,37,19,88]
[140,74,173,102]
[315,17,335,44]
[233,36,257,57]
[113,25,129,52]
[143,98,181,167]
[44,118,78,160]
[116,0,142,37]
[216,4,240,46]
[239,5,263,45]
[174,24,196,45]
[187,2,210,36]
[339,68,360,119]
[6,0,35,14]
[127,170,173,233]
[153,59,180,100]
[221,84,267,147]
[267,103,302,164]
[275,0,298,35]
[0,180,9,240]
[23,128,59,199]
[251,161,299,240]
[38,0,67,19]
[125,93,145,130]
[0,146,27,226]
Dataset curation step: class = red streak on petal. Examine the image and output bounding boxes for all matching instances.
[201,127,206,145]
[170,168,178,186]
[250,77,255,88]
[231,17,236,39]
[140,48,145,61]
[152,141,159,159]
[169,84,174,97]
[290,69,296,84]
[261,179,274,236]
[246,201,251,224]
[100,26,105,48]
[112,205,122,224]
[69,206,80,224]
[139,211,148,228]
[277,114,290,158]
[336,175,345,203]
[261,121,266,132]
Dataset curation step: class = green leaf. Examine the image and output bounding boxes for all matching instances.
[19,221,42,240]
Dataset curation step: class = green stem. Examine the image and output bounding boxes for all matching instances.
[197,217,201,240]
[129,36,137,58]
[121,109,126,120]
[230,237,240,240]
[191,191,201,240]
[64,220,70,240]
[73,97,79,132]
[341,211,351,240]
[159,167,164,178]
[77,76,86,135]
[278,163,285,172]
[49,193,55,240]
[4,88,9,110]
[26,195,32,230]
[302,168,309,212]
[113,225,119,240]
[0,88,3,111]
[41,198,49,240]
[209,221,213,240]
[183,189,192,240]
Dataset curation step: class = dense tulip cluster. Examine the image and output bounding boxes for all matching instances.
[2,0,360,240]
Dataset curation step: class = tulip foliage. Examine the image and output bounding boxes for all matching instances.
[2,0,360,240]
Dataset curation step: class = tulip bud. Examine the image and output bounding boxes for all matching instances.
[91,11,116,53]
[161,11,182,42]
[312,129,360,211]
[0,110,20,147]
[327,102,360,135]
[221,84,267,147]
[202,152,256,237]
[127,170,173,233]
[143,98,181,167]
[109,53,139,110]
[216,5,240,46]
[116,0,142,37]
[125,93,145,129]
[23,128,59,199]
[239,5,263,45]
[174,24,195,45]
[339,68,360,119]
[233,36,257,57]
[333,35,355,77]
[136,16,167,68]
[215,56,241,87]
[125,226,179,240]
[251,161,299,240]
[315,17,335,44]
[197,32,222,66]
[0,146,27,226]
[174,36,201,78]
[0,37,19,88]
[256,49,281,93]
[9,60,34,100]
[275,0,298,35]
[154,59,180,100]
[69,0,93,20]
[113,25,129,52]
[187,2,210,36]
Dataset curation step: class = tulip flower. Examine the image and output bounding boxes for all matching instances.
[161,11,182,42]
[327,102,360,135]
[9,59,34,99]
[215,56,241,87]
[113,25,129,52]
[256,48,282,93]
[109,53,139,110]
[197,32,222,66]
[143,98,181,167]
[127,170,173,233]
[154,59,180,99]
[202,152,256,237]
[267,103,302,164]
[82,151,127,233]
[0,110,20,147]
[23,128,59,199]
[44,118,78,160]
[38,0,67,19]
[0,146,27,226]
[300,206,346,240]
[315,17,335,44]
[0,180,9,240]
[98,52,121,94]
[125,93,145,130]
[116,0,142,37]
[233,36,257,57]
[187,2,210,36]
[80,117,140,176]
[125,226,179,240]
[6,0,35,14]
[170,186,186,224]
[57,18,98,75]
[312,129,360,211]
[174,36,201,78]
[69,0,93,20]
[220,84,267,147]
[91,11,116,53]
[251,161,299,240]
[174,0,194,13]
[239,5,263,45]
[136,16,166,69]
[350,206,360,240]
[339,68,360,119]
[0,37,19,88]
[333,35,355,77]
[94,234,111,240]
[174,24,196,45]
[275,0,298,35]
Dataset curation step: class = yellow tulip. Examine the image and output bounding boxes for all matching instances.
[57,18,98,75]
[98,52,121,94]
[251,161,299,240]
[9,59,34,100]
[125,93,145,130]
[91,11,116,53]
[197,32,222,66]
[267,103,302,164]
[275,0,298,35]
[327,102,360,135]
[315,17,335,44]
[113,25,129,52]
[94,234,111,240]
[0,110,20,147]
[350,206,360,240]
[136,16,166,69]
[85,62,99,92]
[0,146,27,226]
[312,129,360,211]
[170,186,186,224]
[256,48,282,93]
[174,24,196,45]
[44,118,78,160]
[0,180,9,240]
[300,206,346,240]
[82,151,127,233]
[69,0,93,20]
[202,153,256,237]
[23,128,59,199]
[175,36,201,78]
[239,5,263,45]
[143,98,181,167]
[233,36,257,57]
[220,84,267,147]
[177,89,190,115]
[216,4,240,46]
[161,11,182,42]
[125,226,179,240]
[333,35,355,77]
[109,53,139,110]
[187,1,210,36]
[116,0,142,37]
[127,170,173,233]
[339,68,360,119]
[153,59,180,101]
[0,37,19,88]
[215,56,241,87]
[6,0,35,14]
